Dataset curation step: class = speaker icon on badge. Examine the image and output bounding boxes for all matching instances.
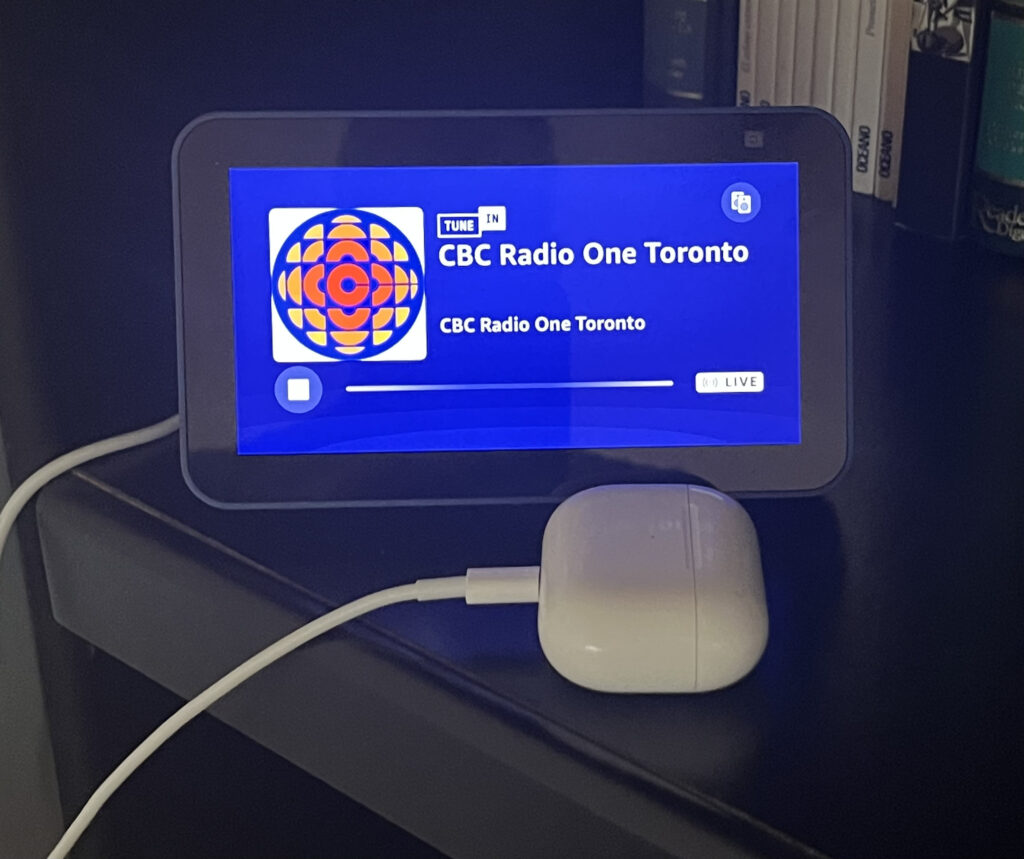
[721,182,761,223]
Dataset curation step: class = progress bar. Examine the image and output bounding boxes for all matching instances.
[345,380,675,393]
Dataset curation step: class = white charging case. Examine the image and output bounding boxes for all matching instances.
[537,484,768,693]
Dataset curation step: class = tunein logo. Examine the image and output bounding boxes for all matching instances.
[269,207,426,362]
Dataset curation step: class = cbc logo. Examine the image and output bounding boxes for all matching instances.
[269,207,427,363]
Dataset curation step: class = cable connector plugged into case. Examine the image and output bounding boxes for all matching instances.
[465,566,540,604]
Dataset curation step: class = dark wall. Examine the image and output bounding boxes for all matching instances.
[0,1,642,479]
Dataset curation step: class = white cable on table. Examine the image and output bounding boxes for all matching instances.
[0,414,181,563]
[45,575,472,859]
[0,414,540,858]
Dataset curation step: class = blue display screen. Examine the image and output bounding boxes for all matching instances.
[229,162,801,455]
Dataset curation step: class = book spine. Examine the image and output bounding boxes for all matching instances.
[754,0,779,104]
[736,0,759,105]
[812,0,840,110]
[707,1,741,105]
[896,0,992,239]
[852,0,889,194]
[792,0,819,104]
[971,0,1024,255]
[875,0,914,202]
[832,0,864,139]
[643,0,712,106]
[775,0,800,104]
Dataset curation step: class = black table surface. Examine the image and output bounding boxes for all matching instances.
[36,199,1024,859]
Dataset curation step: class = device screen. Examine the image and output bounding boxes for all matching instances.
[229,162,800,456]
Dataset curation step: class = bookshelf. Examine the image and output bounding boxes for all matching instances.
[644,0,1024,250]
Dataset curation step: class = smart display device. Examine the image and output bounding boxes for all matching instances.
[174,109,850,506]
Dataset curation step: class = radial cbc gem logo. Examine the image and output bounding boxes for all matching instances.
[269,207,426,362]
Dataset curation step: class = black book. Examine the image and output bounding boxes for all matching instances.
[643,0,740,107]
[895,0,992,239]
[971,0,1024,255]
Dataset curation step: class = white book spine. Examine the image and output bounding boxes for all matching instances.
[875,0,913,203]
[775,0,799,105]
[831,0,863,140]
[754,0,779,105]
[736,0,760,106]
[811,0,839,111]
[792,0,818,105]
[851,0,889,195]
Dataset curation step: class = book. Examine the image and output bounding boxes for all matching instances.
[831,1,863,139]
[896,0,991,239]
[792,0,819,104]
[754,0,779,103]
[775,0,800,104]
[736,0,759,105]
[644,1,740,107]
[708,0,741,104]
[971,0,1024,255]
[644,0,710,105]
[875,0,914,202]
[852,0,889,194]
[812,0,840,111]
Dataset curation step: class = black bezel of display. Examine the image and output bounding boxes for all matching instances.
[174,109,850,507]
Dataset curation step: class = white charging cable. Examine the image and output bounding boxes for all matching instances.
[0,415,540,858]
[0,414,181,559]
[45,566,539,859]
